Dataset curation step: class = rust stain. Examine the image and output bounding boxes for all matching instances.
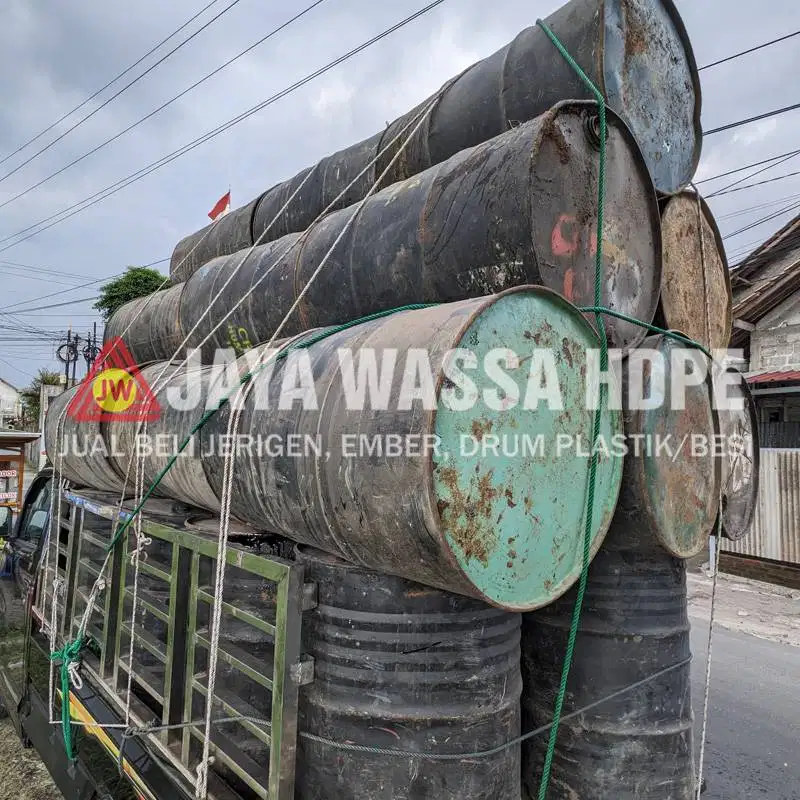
[505,487,516,508]
[542,114,572,165]
[436,465,498,566]
[561,337,574,369]
[471,419,493,441]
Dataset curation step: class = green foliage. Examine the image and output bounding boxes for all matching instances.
[93,266,167,321]
[20,368,62,429]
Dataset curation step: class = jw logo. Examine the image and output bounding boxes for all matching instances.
[68,337,160,422]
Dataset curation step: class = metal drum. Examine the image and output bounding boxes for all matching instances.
[620,334,721,558]
[296,545,521,800]
[103,283,185,366]
[170,0,699,279]
[201,287,624,610]
[521,517,694,799]
[171,195,263,283]
[44,387,127,494]
[173,101,661,359]
[715,366,759,540]
[659,192,732,352]
[103,361,221,512]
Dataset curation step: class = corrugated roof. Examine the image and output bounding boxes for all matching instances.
[746,370,800,386]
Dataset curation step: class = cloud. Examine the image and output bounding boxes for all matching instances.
[0,0,800,383]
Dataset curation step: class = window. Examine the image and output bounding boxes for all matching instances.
[767,410,782,423]
[17,478,52,543]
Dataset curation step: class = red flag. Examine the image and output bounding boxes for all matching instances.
[208,190,231,221]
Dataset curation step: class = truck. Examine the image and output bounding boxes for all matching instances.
[0,466,312,800]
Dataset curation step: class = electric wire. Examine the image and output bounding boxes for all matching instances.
[0,0,226,168]
[699,30,800,71]
[0,0,447,254]
[0,0,329,213]
[0,0,247,186]
[704,101,800,137]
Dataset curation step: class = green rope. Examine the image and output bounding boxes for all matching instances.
[49,636,84,760]
[579,306,712,360]
[50,302,435,758]
[535,20,608,800]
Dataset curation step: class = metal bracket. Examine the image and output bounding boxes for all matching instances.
[301,582,318,611]
[291,656,315,686]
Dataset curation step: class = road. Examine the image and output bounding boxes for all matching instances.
[691,621,800,800]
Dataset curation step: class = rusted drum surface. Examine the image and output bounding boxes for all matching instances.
[104,284,185,365]
[44,387,127,494]
[175,101,660,358]
[659,192,732,351]
[171,195,263,284]
[716,367,759,540]
[619,335,721,557]
[103,361,221,512]
[201,286,624,610]
[295,546,521,800]
[521,517,694,799]
[169,0,699,280]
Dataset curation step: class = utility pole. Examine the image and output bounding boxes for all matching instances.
[56,329,79,387]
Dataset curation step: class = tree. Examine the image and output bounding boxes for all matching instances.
[93,266,167,321]
[20,368,62,430]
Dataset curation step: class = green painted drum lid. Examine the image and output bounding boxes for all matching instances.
[429,285,624,611]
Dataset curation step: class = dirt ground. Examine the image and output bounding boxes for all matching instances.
[0,566,795,800]
[0,719,62,800]
[688,565,800,648]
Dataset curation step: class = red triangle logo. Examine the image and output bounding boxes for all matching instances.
[68,337,161,423]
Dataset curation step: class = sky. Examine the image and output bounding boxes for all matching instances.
[0,0,798,388]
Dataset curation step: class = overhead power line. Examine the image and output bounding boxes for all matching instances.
[0,0,246,187]
[0,258,96,281]
[710,169,800,197]
[0,296,100,315]
[0,0,225,168]
[722,199,800,240]
[0,0,329,213]
[697,149,800,184]
[699,30,800,71]
[706,152,800,197]
[0,0,448,255]
[2,256,166,313]
[704,101,800,137]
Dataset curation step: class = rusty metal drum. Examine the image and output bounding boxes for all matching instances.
[103,361,221,512]
[619,334,721,557]
[659,192,732,352]
[170,0,699,279]
[521,516,694,799]
[715,366,759,541]
[174,101,661,359]
[103,283,185,366]
[201,286,624,610]
[44,386,127,494]
[295,545,521,800]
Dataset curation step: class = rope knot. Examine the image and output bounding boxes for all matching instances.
[130,535,153,564]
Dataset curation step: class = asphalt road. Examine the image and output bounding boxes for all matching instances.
[691,621,800,800]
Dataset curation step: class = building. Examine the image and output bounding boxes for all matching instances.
[725,213,800,568]
[730,213,800,449]
[0,378,22,428]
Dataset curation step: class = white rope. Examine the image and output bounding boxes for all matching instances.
[110,91,439,514]
[123,428,149,728]
[38,91,439,787]
[194,95,439,800]
[696,499,722,799]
